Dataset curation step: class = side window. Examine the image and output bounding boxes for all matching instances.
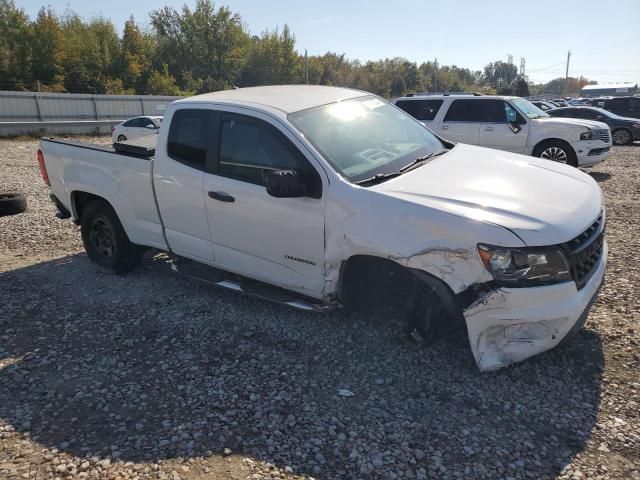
[578,109,599,120]
[219,115,306,186]
[396,100,443,121]
[124,118,139,127]
[167,109,215,171]
[478,100,506,122]
[443,100,479,122]
[140,117,155,128]
[551,109,568,117]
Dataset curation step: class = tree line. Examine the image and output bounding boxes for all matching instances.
[0,0,593,98]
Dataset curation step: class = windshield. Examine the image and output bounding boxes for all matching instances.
[288,96,444,182]
[512,98,549,119]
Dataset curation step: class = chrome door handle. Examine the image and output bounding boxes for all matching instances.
[441,125,449,130]
[484,126,494,131]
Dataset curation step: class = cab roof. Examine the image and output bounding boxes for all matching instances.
[178,85,369,114]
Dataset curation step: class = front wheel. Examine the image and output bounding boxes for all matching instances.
[80,199,144,274]
[117,135,127,142]
[612,128,632,145]
[533,141,578,167]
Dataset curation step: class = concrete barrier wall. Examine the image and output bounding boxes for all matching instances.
[0,91,180,136]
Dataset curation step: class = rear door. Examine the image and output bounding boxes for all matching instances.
[395,99,443,129]
[476,99,529,153]
[439,99,480,144]
[153,108,216,261]
[202,110,326,297]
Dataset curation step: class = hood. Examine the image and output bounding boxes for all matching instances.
[372,144,602,246]
[533,116,609,130]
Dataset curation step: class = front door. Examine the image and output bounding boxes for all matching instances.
[476,100,529,154]
[203,111,326,297]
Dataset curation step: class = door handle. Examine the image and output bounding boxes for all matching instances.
[484,126,494,131]
[208,191,235,203]
[441,125,449,130]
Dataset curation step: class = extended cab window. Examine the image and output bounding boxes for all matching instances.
[167,109,216,170]
[395,99,443,121]
[219,115,309,187]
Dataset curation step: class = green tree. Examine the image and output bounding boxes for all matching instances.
[117,16,155,93]
[147,64,187,95]
[483,61,518,94]
[0,0,32,89]
[31,7,64,90]
[515,77,530,97]
[150,0,249,92]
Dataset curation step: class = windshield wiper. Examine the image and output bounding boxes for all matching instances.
[354,171,403,186]
[400,148,450,173]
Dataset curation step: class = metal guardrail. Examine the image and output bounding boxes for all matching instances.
[0,119,125,137]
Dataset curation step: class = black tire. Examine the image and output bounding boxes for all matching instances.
[0,193,27,217]
[406,283,446,344]
[612,128,632,146]
[117,135,127,142]
[533,140,578,167]
[80,199,144,274]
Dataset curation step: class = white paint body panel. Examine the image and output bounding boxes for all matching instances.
[40,86,608,372]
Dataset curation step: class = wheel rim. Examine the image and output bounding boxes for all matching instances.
[118,135,126,141]
[90,218,115,257]
[613,130,630,145]
[540,146,568,163]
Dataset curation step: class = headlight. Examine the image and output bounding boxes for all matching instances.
[477,244,571,285]
[580,130,592,140]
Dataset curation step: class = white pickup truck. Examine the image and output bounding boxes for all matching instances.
[38,85,607,371]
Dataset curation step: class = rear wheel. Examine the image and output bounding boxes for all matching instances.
[534,140,578,167]
[405,282,447,344]
[80,199,144,274]
[612,128,632,145]
[117,135,127,142]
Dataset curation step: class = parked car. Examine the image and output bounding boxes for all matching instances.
[38,85,607,372]
[552,99,569,107]
[393,94,612,167]
[568,98,591,106]
[111,116,163,143]
[531,100,556,111]
[590,96,640,119]
[548,106,640,145]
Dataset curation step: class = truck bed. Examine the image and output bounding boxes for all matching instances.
[42,135,156,159]
[40,135,167,251]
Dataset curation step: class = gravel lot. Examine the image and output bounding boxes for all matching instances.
[0,137,639,480]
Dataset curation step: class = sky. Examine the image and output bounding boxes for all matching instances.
[19,0,640,85]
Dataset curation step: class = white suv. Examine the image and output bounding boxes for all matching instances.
[394,94,612,167]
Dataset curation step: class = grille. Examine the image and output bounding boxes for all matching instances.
[591,129,610,143]
[562,213,605,289]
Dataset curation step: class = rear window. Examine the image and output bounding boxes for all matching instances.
[167,109,216,170]
[395,99,443,121]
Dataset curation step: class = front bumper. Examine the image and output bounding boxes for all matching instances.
[463,240,607,371]
[573,139,611,167]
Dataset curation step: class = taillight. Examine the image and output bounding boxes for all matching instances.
[37,148,50,186]
[111,126,115,133]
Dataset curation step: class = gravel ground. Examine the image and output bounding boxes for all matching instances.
[0,137,639,480]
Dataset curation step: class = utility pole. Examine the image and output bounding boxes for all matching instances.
[564,50,571,97]
[305,49,309,85]
[519,57,526,77]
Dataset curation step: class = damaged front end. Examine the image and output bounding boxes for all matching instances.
[461,240,607,371]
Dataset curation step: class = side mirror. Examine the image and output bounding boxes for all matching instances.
[266,170,309,198]
[147,124,157,129]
